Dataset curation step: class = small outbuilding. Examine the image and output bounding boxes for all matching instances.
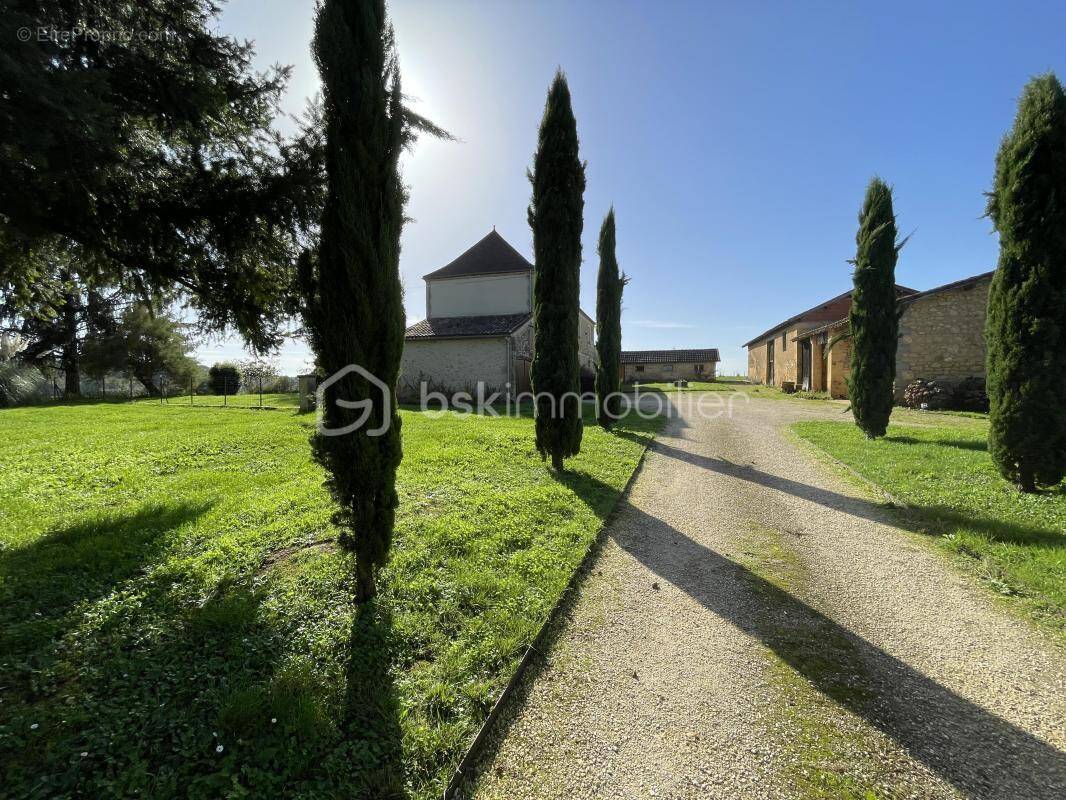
[620,349,720,383]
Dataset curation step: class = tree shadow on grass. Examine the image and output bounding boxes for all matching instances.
[884,434,988,452]
[0,501,214,659]
[646,438,1065,549]
[343,599,407,800]
[2,521,410,799]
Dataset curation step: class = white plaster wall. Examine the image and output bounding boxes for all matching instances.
[428,273,531,318]
[399,338,509,400]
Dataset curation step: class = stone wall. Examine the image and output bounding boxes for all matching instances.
[777,328,799,385]
[895,276,991,401]
[518,315,599,371]
[746,327,808,387]
[826,334,851,399]
[398,337,509,401]
[623,362,717,382]
[747,342,767,384]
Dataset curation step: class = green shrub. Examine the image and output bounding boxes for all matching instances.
[208,363,242,395]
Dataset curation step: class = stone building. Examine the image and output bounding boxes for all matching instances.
[744,285,917,391]
[620,349,720,382]
[776,272,993,400]
[893,272,993,399]
[400,230,597,400]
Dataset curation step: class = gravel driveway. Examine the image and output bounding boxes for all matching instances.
[470,395,1066,800]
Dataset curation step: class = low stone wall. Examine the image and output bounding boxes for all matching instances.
[895,276,991,401]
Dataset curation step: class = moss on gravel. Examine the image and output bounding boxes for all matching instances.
[738,524,894,800]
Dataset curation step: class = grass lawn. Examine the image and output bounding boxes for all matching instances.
[624,378,750,393]
[793,414,1066,635]
[623,381,837,404]
[0,401,659,798]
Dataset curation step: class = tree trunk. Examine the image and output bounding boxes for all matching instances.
[61,290,81,397]
[551,452,565,472]
[1017,472,1037,493]
[62,343,80,397]
[354,558,377,602]
[136,371,161,397]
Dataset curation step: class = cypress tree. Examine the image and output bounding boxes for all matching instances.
[848,178,903,439]
[985,73,1066,492]
[529,71,586,470]
[305,0,405,600]
[595,208,626,428]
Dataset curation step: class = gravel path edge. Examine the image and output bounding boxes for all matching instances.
[442,430,659,800]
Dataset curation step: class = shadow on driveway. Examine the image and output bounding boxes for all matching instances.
[597,491,1066,798]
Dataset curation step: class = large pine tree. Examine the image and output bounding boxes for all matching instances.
[305,0,405,601]
[529,71,586,470]
[0,0,324,352]
[985,73,1066,492]
[848,178,902,439]
[595,208,626,428]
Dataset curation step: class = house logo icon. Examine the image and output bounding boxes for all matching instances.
[315,364,391,437]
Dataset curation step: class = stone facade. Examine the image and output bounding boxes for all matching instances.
[894,274,991,401]
[745,287,915,389]
[787,273,992,401]
[622,361,717,382]
[513,314,598,372]
[746,325,815,387]
[399,337,509,401]
[826,330,851,398]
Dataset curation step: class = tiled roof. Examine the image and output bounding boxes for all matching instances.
[620,348,720,364]
[404,313,531,339]
[793,318,848,340]
[423,230,533,279]
[742,285,918,348]
[896,271,994,306]
[793,272,996,341]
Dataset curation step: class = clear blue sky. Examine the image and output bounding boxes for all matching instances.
[202,0,1066,375]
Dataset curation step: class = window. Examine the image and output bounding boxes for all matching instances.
[662,364,674,373]
[634,365,644,373]
[781,332,788,351]
[694,363,705,374]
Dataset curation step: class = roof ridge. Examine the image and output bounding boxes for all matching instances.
[423,230,533,280]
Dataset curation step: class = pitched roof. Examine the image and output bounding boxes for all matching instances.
[793,271,996,341]
[793,318,849,340]
[896,271,994,306]
[404,313,532,340]
[621,348,720,364]
[423,230,533,280]
[742,284,918,348]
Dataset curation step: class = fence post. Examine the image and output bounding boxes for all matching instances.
[129,373,133,401]
[259,375,263,408]
[190,379,193,405]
